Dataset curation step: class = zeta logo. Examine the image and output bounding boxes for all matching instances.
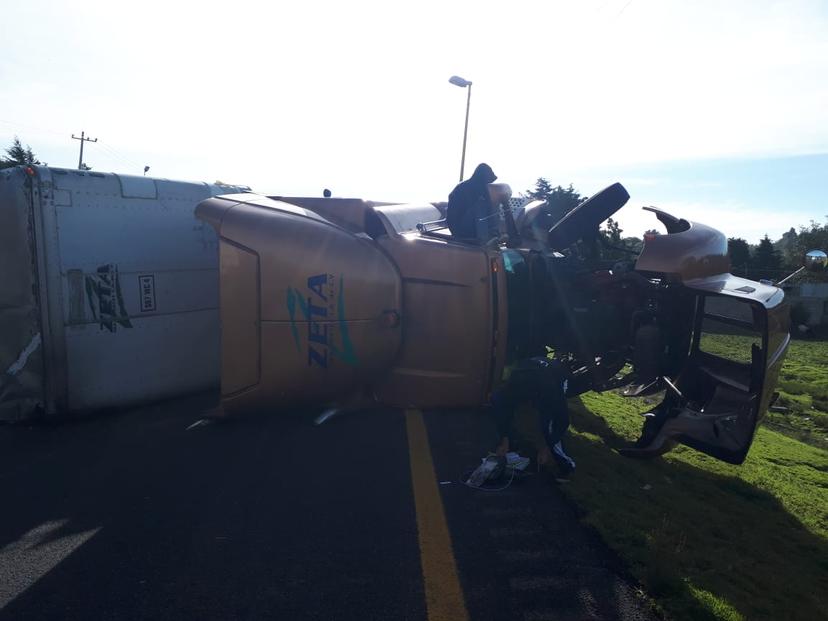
[286,273,358,369]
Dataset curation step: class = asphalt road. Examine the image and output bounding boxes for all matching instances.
[0,393,656,621]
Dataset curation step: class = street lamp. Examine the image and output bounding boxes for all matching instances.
[449,75,472,181]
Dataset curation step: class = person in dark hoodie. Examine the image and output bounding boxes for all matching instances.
[447,163,497,240]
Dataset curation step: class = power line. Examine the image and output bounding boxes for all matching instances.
[0,118,65,138]
[616,0,634,17]
[96,141,145,172]
[1,120,146,173]
[71,131,97,170]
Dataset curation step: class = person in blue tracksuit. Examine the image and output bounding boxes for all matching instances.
[491,357,576,480]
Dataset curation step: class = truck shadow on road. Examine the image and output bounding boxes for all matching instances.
[0,394,424,621]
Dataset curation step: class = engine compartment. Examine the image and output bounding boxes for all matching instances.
[500,182,731,395]
[501,243,697,396]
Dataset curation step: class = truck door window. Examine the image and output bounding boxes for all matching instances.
[698,296,762,365]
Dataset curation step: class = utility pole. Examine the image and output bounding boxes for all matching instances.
[448,75,472,181]
[71,131,97,170]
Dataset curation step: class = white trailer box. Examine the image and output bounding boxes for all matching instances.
[0,165,248,421]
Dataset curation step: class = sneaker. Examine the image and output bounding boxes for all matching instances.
[505,452,530,472]
[467,456,501,487]
[552,441,576,469]
[551,441,576,482]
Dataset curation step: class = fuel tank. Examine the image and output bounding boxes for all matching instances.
[196,194,403,414]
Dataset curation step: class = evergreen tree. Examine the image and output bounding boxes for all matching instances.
[525,179,584,223]
[727,237,751,275]
[520,178,585,239]
[751,234,781,278]
[0,137,41,169]
[525,177,556,202]
[775,227,799,269]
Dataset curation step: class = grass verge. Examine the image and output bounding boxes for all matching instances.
[771,339,828,449]
[701,335,828,449]
[561,385,828,621]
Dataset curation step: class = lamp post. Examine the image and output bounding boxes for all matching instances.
[449,75,472,181]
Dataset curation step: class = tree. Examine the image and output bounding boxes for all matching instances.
[525,177,556,202]
[790,218,828,282]
[624,236,644,254]
[599,217,642,261]
[525,178,645,259]
[751,234,781,278]
[775,227,799,270]
[0,137,41,169]
[727,238,751,276]
[794,219,828,259]
[600,216,649,259]
[525,179,584,224]
[604,217,623,244]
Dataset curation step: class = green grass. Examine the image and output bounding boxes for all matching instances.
[701,335,828,449]
[773,339,828,448]
[556,340,828,621]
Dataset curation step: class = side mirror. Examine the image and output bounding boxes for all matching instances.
[804,249,827,271]
[776,249,827,285]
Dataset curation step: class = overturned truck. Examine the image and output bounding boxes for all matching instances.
[0,165,248,421]
[198,182,791,465]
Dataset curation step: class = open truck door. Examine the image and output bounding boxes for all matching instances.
[622,275,789,464]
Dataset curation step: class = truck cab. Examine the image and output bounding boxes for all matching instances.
[197,181,789,464]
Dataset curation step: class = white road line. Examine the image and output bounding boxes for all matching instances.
[186,418,212,431]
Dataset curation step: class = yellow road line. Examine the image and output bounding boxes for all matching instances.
[405,408,470,621]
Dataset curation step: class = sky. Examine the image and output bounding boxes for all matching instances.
[1,0,826,243]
